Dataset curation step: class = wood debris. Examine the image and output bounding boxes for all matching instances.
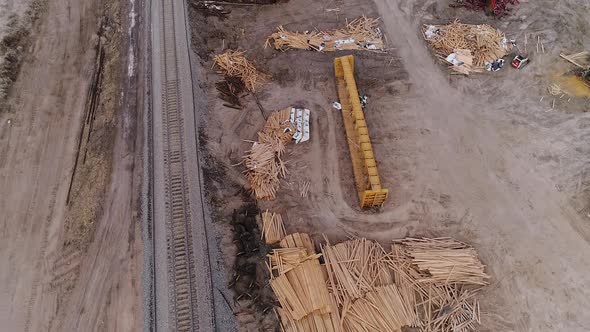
[268,248,333,320]
[423,20,512,69]
[560,51,590,69]
[213,50,270,92]
[401,237,490,286]
[341,284,420,331]
[261,210,286,244]
[280,232,315,255]
[269,236,489,332]
[321,238,392,305]
[266,16,384,52]
[242,108,295,200]
[299,181,310,198]
[215,76,246,109]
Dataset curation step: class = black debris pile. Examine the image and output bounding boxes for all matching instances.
[216,76,246,109]
[229,203,277,314]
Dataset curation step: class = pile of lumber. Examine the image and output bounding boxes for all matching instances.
[242,108,295,200]
[423,20,512,68]
[267,235,489,332]
[444,49,484,75]
[213,50,270,92]
[401,237,490,286]
[261,210,286,244]
[560,51,590,70]
[281,232,315,254]
[321,238,392,304]
[266,16,384,52]
[268,245,340,330]
[341,284,420,331]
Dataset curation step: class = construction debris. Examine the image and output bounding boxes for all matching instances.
[560,51,590,69]
[451,0,519,18]
[242,108,293,200]
[215,76,246,109]
[243,107,312,200]
[268,235,489,332]
[192,1,231,18]
[213,50,270,92]
[423,20,512,74]
[261,210,286,244]
[266,16,384,52]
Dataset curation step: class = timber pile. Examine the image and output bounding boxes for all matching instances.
[268,245,340,328]
[213,50,270,92]
[321,238,392,304]
[423,20,512,68]
[401,237,490,286]
[261,210,286,244]
[266,16,384,52]
[281,232,315,254]
[341,284,420,331]
[268,236,489,332]
[242,108,295,200]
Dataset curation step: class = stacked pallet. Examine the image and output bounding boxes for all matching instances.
[266,16,384,52]
[213,50,270,92]
[242,108,295,200]
[423,20,512,68]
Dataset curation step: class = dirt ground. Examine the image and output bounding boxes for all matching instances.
[0,0,142,330]
[189,0,590,331]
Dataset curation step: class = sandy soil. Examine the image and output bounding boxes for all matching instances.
[0,0,143,330]
[189,0,590,330]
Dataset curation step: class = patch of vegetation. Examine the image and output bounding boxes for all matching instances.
[0,0,47,109]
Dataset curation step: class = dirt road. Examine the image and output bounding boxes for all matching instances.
[371,1,590,330]
[0,0,143,330]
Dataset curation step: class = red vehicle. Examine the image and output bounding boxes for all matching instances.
[511,55,530,69]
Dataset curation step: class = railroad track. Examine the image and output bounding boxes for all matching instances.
[151,0,209,330]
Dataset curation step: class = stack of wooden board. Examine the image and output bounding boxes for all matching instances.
[213,50,270,92]
[242,108,295,200]
[321,238,392,304]
[261,211,286,244]
[423,20,512,68]
[266,16,384,52]
[268,236,489,332]
[268,242,341,330]
[401,237,490,286]
[281,232,315,254]
[341,284,420,331]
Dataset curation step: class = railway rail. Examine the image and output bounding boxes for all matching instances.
[148,0,216,330]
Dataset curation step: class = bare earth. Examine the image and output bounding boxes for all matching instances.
[190,0,590,330]
[0,0,142,331]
